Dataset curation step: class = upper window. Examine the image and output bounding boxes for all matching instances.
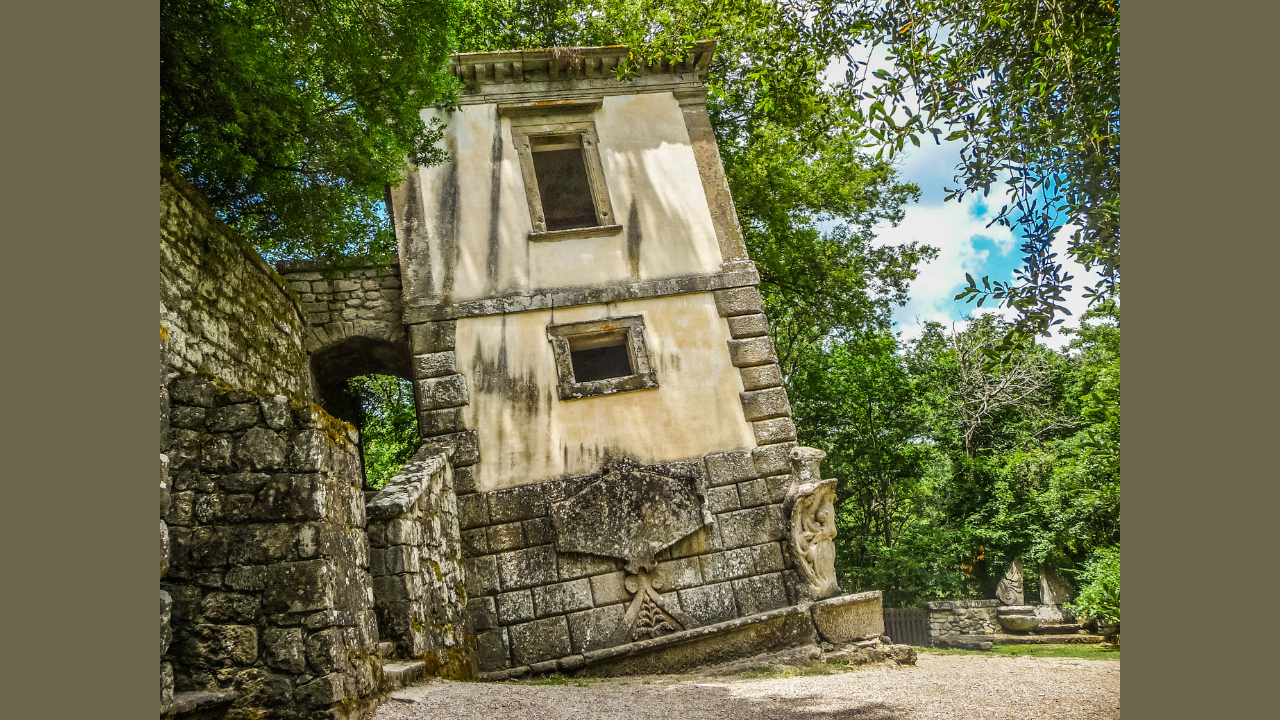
[502,99,620,241]
[547,315,658,400]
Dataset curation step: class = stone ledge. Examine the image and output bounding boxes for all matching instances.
[402,265,759,323]
[365,450,450,519]
[924,599,1002,611]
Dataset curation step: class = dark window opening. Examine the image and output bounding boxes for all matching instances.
[531,135,598,230]
[569,331,634,382]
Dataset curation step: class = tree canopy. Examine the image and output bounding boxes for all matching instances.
[161,0,461,264]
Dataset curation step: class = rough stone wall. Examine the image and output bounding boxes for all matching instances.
[276,262,406,355]
[161,372,381,717]
[459,451,801,673]
[364,450,474,676]
[925,600,1001,639]
[160,163,311,398]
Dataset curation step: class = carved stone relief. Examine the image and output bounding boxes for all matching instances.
[607,570,694,646]
[995,558,1024,605]
[783,447,840,601]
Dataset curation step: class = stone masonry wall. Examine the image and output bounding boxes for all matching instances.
[459,452,802,673]
[276,261,406,356]
[160,163,311,398]
[925,600,1001,640]
[364,449,474,677]
[162,372,380,717]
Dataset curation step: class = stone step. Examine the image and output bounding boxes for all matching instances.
[989,633,1104,645]
[1034,623,1087,634]
[381,660,430,693]
[375,641,397,658]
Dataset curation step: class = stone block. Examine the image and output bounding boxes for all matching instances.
[713,286,764,317]
[753,442,798,477]
[589,571,632,607]
[289,430,328,472]
[225,565,266,592]
[165,428,201,471]
[467,597,498,631]
[508,616,572,666]
[533,579,593,618]
[706,485,741,514]
[262,560,335,614]
[810,592,885,643]
[413,374,469,412]
[186,527,229,568]
[251,474,327,521]
[719,506,781,549]
[567,603,627,655]
[201,592,261,624]
[161,590,173,656]
[193,494,223,525]
[296,673,345,708]
[700,547,757,583]
[460,528,488,558]
[523,516,553,546]
[733,573,789,616]
[739,387,792,422]
[259,395,291,430]
[458,493,489,530]
[678,582,739,625]
[558,552,618,581]
[486,522,525,553]
[200,433,234,472]
[703,451,756,487]
[496,545,559,591]
[751,542,786,574]
[160,662,173,715]
[497,590,535,625]
[161,520,170,578]
[753,417,797,445]
[232,667,295,709]
[464,555,500,597]
[761,475,791,505]
[477,628,510,671]
[726,313,770,339]
[367,518,421,547]
[736,478,768,508]
[656,557,704,591]
[454,465,477,495]
[419,430,480,466]
[372,573,423,603]
[263,627,307,673]
[667,524,723,559]
[170,405,207,429]
[170,375,215,407]
[412,351,456,379]
[305,627,347,674]
[408,321,456,355]
[727,336,778,367]
[234,427,287,471]
[371,545,419,576]
[418,407,466,437]
[181,624,259,667]
[488,484,549,524]
[208,403,261,432]
[220,472,271,494]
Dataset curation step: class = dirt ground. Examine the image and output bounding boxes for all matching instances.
[371,650,1120,720]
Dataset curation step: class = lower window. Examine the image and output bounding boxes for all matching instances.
[547,315,659,400]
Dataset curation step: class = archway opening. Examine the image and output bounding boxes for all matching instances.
[310,337,419,488]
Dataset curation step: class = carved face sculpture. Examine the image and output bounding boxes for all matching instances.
[790,479,840,600]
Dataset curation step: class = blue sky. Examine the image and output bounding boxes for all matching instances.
[824,53,1092,350]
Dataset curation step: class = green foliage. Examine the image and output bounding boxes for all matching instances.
[836,0,1121,342]
[348,374,419,489]
[161,0,462,264]
[1069,544,1120,624]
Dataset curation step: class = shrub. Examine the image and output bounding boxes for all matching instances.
[1069,545,1120,625]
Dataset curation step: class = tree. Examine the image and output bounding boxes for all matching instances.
[348,374,420,489]
[161,0,462,264]
[836,0,1120,345]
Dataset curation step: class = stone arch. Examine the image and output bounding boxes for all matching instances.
[309,335,413,426]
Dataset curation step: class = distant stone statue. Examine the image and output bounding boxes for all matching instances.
[1038,563,1076,606]
[784,447,840,601]
[995,558,1024,605]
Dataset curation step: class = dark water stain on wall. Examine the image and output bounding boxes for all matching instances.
[627,198,642,280]
[437,162,460,303]
[399,171,432,295]
[485,114,505,294]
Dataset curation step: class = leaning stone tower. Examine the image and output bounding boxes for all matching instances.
[385,42,880,677]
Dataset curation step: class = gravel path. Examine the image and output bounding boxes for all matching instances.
[372,652,1120,720]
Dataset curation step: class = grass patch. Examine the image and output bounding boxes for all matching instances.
[919,643,1120,661]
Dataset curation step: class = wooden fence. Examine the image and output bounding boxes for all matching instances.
[883,608,932,647]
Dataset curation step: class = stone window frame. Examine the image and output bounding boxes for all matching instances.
[501,98,621,242]
[546,315,659,401]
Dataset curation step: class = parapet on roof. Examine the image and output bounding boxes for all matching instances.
[449,40,716,104]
